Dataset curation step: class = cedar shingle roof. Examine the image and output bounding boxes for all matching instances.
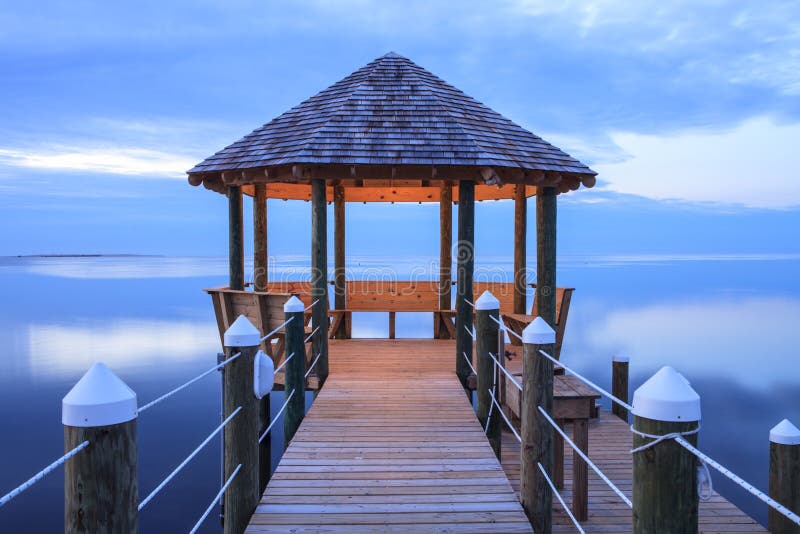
[188,52,595,176]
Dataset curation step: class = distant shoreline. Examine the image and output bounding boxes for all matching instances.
[13,254,162,258]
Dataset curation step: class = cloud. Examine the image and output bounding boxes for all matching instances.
[595,116,800,209]
[0,145,196,178]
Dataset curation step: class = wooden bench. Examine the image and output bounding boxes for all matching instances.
[501,284,574,359]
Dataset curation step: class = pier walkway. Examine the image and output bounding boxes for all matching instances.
[247,339,532,532]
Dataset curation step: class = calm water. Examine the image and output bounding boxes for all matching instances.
[0,254,798,531]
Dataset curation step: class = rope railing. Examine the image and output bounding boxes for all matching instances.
[139,406,242,511]
[489,389,520,443]
[260,317,294,343]
[0,441,90,507]
[673,436,800,526]
[538,462,586,534]
[490,315,523,343]
[463,299,475,308]
[488,352,521,391]
[538,349,632,412]
[304,326,320,344]
[189,463,241,534]
[258,390,296,444]
[138,352,242,414]
[462,352,476,375]
[273,352,295,375]
[538,406,632,508]
[304,299,319,312]
[464,324,476,340]
[305,353,322,379]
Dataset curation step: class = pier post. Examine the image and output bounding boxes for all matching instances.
[632,366,701,534]
[284,296,306,446]
[438,180,452,339]
[475,290,501,459]
[223,316,261,534]
[333,184,347,339]
[63,362,138,533]
[455,179,475,394]
[769,419,800,534]
[310,179,329,385]
[612,355,630,421]
[253,182,268,291]
[228,185,244,291]
[536,186,556,326]
[520,318,556,534]
[513,184,527,314]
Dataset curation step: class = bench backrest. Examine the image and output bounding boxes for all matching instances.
[262,281,316,308]
[346,280,441,311]
[531,285,575,356]
[472,282,520,313]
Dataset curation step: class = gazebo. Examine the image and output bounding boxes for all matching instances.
[187,52,596,389]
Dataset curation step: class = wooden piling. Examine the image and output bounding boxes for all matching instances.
[258,392,271,494]
[283,297,306,446]
[62,363,138,534]
[612,355,630,421]
[536,186,557,326]
[514,184,527,314]
[311,179,329,384]
[253,183,268,291]
[520,319,556,534]
[631,366,701,534]
[333,184,347,339]
[455,180,475,392]
[228,185,244,291]
[769,419,800,534]
[222,316,261,534]
[438,181,453,339]
[475,291,501,459]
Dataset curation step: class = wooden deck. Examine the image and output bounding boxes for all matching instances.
[248,339,532,532]
[248,339,766,533]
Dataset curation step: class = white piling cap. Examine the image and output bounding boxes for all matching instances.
[632,366,701,422]
[224,315,260,347]
[62,363,137,427]
[770,419,800,445]
[284,295,305,313]
[475,290,500,311]
[613,354,630,363]
[522,317,555,345]
[253,350,275,399]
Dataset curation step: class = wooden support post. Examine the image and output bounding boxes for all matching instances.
[632,366,701,534]
[455,180,475,392]
[253,183,268,291]
[222,316,261,534]
[514,184,527,314]
[229,185,244,291]
[475,291,501,459]
[438,181,453,339]
[535,186,557,326]
[553,419,565,489]
[769,419,800,534]
[572,419,589,520]
[333,184,347,339]
[520,318,556,534]
[388,311,396,339]
[311,179,329,384]
[63,363,138,534]
[283,297,306,446]
[258,382,271,494]
[612,355,630,421]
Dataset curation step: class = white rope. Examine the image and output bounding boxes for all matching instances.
[258,390,296,443]
[273,352,295,375]
[539,406,632,507]
[139,406,242,511]
[463,299,475,308]
[539,349,632,412]
[305,299,319,312]
[189,463,241,534]
[462,352,476,375]
[138,352,241,414]
[489,389,520,443]
[490,315,523,342]
[537,462,585,534]
[261,316,294,342]
[305,353,322,379]
[304,326,320,344]
[629,425,700,454]
[488,352,521,391]
[675,435,800,525]
[464,324,476,340]
[0,441,90,507]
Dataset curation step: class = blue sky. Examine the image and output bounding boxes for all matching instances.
[1,0,799,257]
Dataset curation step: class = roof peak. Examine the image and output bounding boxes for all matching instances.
[380,51,403,59]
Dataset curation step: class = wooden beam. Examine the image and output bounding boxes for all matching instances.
[253,183,268,291]
[536,187,557,326]
[513,184,527,314]
[228,186,244,290]
[333,184,347,338]
[437,181,453,339]
[455,180,475,393]
[311,179,329,385]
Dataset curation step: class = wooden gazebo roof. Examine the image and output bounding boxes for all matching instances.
[188,52,596,202]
